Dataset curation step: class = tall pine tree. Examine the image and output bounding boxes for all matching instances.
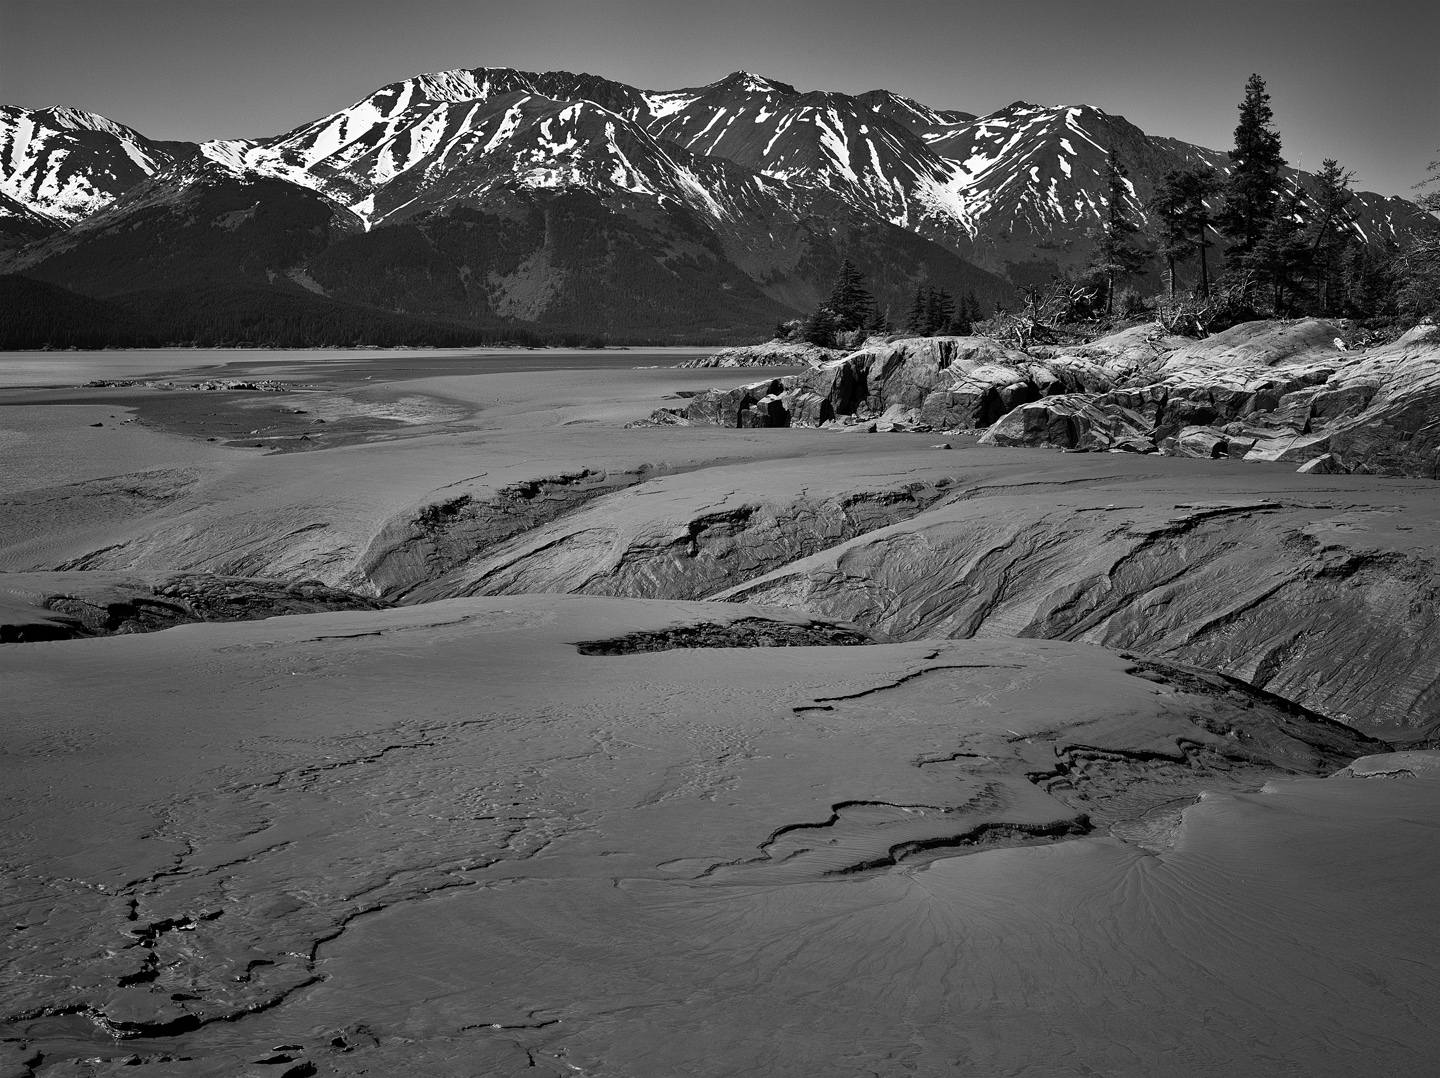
[1254,191,1310,314]
[1218,74,1286,272]
[1087,156,1149,313]
[827,258,873,331]
[1306,159,1356,313]
[905,288,927,334]
[925,287,955,333]
[1146,166,1216,296]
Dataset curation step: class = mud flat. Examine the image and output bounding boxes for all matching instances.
[3,343,1439,1075]
[6,596,1438,1077]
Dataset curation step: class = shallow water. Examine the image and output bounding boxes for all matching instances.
[0,347,715,389]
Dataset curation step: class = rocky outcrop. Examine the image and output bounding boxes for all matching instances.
[681,340,845,368]
[1162,318,1346,368]
[980,394,1155,453]
[0,571,389,641]
[668,336,1056,431]
[1320,324,1440,478]
[670,321,1440,480]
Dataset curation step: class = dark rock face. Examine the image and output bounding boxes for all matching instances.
[672,336,1046,432]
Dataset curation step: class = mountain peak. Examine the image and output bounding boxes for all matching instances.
[711,71,797,96]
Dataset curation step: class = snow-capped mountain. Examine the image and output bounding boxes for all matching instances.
[0,105,194,227]
[175,66,1430,274]
[202,85,736,228]
[3,67,1434,340]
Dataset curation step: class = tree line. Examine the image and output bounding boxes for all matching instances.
[0,276,615,351]
[779,74,1436,349]
[1087,73,1438,323]
[778,259,991,347]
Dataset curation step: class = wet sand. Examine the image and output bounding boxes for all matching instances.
[0,347,734,453]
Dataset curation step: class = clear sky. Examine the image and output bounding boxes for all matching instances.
[2,0,1436,199]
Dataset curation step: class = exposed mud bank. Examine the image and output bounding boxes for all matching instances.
[714,495,1440,735]
[347,467,649,600]
[0,571,388,642]
[575,616,873,654]
[401,473,956,604]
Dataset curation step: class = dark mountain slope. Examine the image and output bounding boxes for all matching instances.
[9,163,362,298]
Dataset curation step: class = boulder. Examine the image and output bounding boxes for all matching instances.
[684,379,783,427]
[1225,436,1258,460]
[1172,426,1230,459]
[739,393,790,428]
[980,395,1154,452]
[1097,384,1167,424]
[1242,430,1333,464]
[779,388,833,427]
[1296,454,1346,475]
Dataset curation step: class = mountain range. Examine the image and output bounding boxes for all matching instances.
[2,68,1434,343]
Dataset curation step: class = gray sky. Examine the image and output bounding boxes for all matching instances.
[2,0,1436,199]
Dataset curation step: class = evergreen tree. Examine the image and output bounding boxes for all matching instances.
[1398,150,1440,318]
[802,306,837,347]
[1087,156,1149,313]
[1218,74,1286,270]
[1341,240,1399,319]
[952,290,978,335]
[1146,166,1217,296]
[1254,191,1310,314]
[1184,167,1218,297]
[905,288,927,333]
[1306,159,1356,313]
[925,287,955,333]
[827,258,873,331]
[1147,171,1191,297]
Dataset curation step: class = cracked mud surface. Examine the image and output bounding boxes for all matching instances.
[4,352,1440,1076]
[7,596,1433,1077]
